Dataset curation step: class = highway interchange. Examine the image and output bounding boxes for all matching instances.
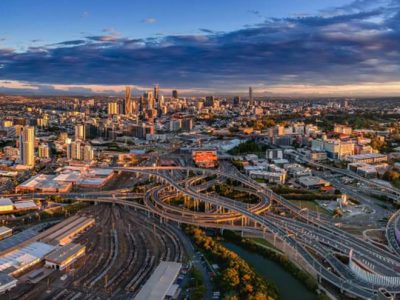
[7,156,400,299]
[50,159,400,300]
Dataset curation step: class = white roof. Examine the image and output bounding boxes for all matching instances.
[0,227,11,235]
[134,261,182,300]
[89,168,113,176]
[53,172,81,183]
[0,242,55,274]
[0,198,13,207]
[14,200,37,210]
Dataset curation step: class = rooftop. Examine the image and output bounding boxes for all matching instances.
[0,198,13,207]
[134,261,182,300]
[45,243,85,264]
[0,242,55,275]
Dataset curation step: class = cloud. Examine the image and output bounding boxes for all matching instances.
[142,17,157,24]
[0,0,399,95]
[199,28,215,34]
[248,10,262,18]
[81,11,90,18]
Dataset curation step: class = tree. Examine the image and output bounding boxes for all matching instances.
[221,268,240,288]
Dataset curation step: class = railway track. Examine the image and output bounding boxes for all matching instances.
[12,203,186,300]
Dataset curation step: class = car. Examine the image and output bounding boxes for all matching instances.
[60,275,68,281]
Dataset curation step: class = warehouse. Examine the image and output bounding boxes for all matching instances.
[134,261,182,300]
[0,272,17,294]
[0,227,12,241]
[0,198,13,213]
[297,176,330,189]
[0,242,55,276]
[15,174,72,193]
[42,217,95,246]
[45,243,86,270]
[14,200,38,211]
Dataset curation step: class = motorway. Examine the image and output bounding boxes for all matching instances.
[7,160,400,299]
[74,164,400,299]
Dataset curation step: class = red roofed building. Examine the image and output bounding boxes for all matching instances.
[192,150,218,168]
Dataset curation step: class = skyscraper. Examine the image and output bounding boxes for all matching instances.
[108,102,118,115]
[249,87,253,106]
[19,126,35,167]
[67,140,82,160]
[125,86,132,114]
[154,84,160,103]
[38,143,50,159]
[75,124,85,140]
[172,90,178,99]
[83,144,94,161]
[233,96,241,106]
[144,90,155,110]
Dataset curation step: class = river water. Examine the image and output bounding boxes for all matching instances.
[223,242,317,300]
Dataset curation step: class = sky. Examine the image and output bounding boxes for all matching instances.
[0,0,399,96]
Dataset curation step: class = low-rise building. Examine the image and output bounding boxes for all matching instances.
[45,243,86,270]
[0,242,55,276]
[297,176,330,189]
[284,164,312,178]
[16,174,73,193]
[0,227,12,241]
[346,153,387,164]
[248,170,286,184]
[348,163,377,178]
[192,150,218,168]
[14,200,38,212]
[0,198,14,213]
[0,272,17,294]
[134,261,182,300]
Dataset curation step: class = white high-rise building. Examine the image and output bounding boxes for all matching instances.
[83,145,94,161]
[67,140,82,160]
[19,126,35,167]
[38,143,50,159]
[108,102,119,116]
[75,124,85,140]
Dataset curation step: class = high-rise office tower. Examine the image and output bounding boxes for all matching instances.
[205,96,215,107]
[67,140,82,160]
[83,144,94,161]
[75,124,86,140]
[144,91,155,110]
[249,87,253,106]
[172,90,178,99]
[233,96,241,106]
[19,126,35,167]
[159,95,165,107]
[125,86,132,114]
[108,102,119,115]
[38,143,50,158]
[154,84,160,103]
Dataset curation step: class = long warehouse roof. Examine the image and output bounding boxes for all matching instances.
[134,261,181,300]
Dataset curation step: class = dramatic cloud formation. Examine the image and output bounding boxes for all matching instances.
[0,0,399,95]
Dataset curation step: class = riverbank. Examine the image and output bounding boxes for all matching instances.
[222,231,330,300]
[185,226,278,300]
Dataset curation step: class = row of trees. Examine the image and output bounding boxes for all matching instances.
[271,185,339,201]
[186,226,278,300]
[185,267,205,300]
[383,169,400,188]
[228,141,268,155]
[209,183,259,204]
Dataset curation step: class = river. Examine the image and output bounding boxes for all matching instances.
[223,242,317,300]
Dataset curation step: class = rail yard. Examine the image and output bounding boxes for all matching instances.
[3,204,184,300]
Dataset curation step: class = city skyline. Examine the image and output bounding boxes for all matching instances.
[0,0,400,96]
